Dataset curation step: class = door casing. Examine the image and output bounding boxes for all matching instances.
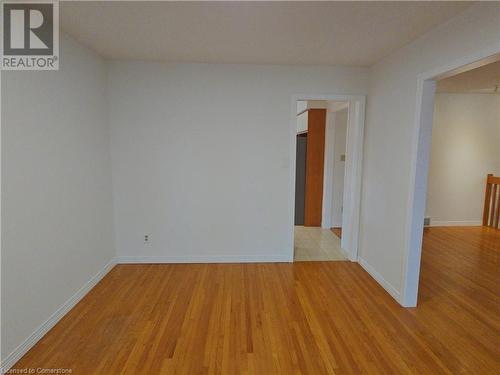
[288,94,366,262]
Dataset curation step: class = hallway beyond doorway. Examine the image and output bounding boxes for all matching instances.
[294,226,346,261]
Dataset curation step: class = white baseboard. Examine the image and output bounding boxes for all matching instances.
[358,257,401,304]
[116,254,293,264]
[429,220,482,227]
[1,253,399,371]
[1,259,116,372]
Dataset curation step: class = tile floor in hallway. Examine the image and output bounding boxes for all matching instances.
[294,226,346,261]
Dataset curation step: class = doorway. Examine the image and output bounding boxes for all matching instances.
[402,52,500,307]
[294,101,346,261]
[289,95,366,262]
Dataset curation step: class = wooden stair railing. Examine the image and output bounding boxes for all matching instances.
[483,174,500,229]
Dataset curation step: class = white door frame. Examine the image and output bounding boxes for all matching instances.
[288,94,366,262]
[401,46,500,307]
[321,110,337,230]
[322,102,350,230]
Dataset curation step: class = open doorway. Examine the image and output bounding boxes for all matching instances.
[293,100,349,261]
[291,96,365,262]
[426,61,500,228]
[288,94,366,261]
[402,53,500,307]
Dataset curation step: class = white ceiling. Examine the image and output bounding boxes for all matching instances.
[61,1,472,66]
[436,60,500,93]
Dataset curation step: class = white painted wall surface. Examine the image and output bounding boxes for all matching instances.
[296,101,307,114]
[322,105,348,229]
[426,93,500,226]
[331,108,348,227]
[360,2,500,300]
[1,35,115,360]
[107,62,368,261]
[322,111,335,228]
[296,111,308,134]
[306,100,327,109]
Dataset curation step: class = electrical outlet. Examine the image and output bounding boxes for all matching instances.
[144,234,150,244]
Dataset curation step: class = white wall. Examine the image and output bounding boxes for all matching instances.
[360,2,500,302]
[322,111,335,228]
[426,93,500,226]
[322,107,348,229]
[1,35,115,361]
[107,62,368,261]
[296,101,307,114]
[306,100,327,109]
[296,111,308,133]
[331,108,348,227]
[2,9,494,361]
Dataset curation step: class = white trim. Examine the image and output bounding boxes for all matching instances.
[402,43,500,307]
[0,251,289,371]
[289,94,366,263]
[116,254,293,264]
[429,220,482,227]
[327,101,349,113]
[1,259,116,372]
[321,111,336,229]
[341,99,366,261]
[401,79,436,307]
[358,257,401,303]
[0,49,3,366]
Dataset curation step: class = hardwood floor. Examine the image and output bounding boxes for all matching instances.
[330,227,342,239]
[12,227,500,374]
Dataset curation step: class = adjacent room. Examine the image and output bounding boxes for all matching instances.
[1,2,499,374]
[415,60,500,332]
[426,61,500,229]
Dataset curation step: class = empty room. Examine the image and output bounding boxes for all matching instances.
[1,1,499,374]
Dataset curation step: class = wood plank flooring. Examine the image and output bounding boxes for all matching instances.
[11,227,500,374]
[330,227,342,239]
